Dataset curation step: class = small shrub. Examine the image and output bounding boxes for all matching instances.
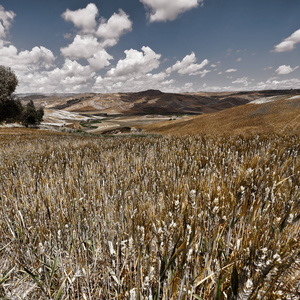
[22,100,44,127]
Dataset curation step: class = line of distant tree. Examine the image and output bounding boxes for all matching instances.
[0,65,44,127]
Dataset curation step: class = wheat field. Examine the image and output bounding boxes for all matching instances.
[0,131,299,299]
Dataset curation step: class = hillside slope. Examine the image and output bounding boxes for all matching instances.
[141,96,300,136]
[22,89,300,116]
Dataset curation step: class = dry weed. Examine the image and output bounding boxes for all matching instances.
[0,133,299,299]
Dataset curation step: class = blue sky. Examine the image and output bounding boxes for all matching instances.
[1,0,300,93]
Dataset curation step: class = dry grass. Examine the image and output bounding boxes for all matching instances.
[142,99,300,136]
[0,131,299,299]
[0,128,71,137]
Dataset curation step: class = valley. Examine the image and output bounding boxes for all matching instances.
[18,88,300,136]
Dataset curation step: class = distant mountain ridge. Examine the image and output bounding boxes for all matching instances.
[20,88,300,116]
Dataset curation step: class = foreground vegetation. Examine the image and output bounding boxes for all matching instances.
[0,132,299,299]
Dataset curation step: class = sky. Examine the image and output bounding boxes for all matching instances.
[0,0,300,94]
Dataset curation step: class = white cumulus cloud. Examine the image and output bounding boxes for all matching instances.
[62,3,98,33]
[19,59,96,93]
[256,78,300,90]
[225,68,237,73]
[232,77,249,86]
[0,5,16,38]
[140,0,203,22]
[87,49,113,71]
[166,52,209,76]
[96,9,132,48]
[275,65,299,75]
[62,5,132,49]
[60,35,98,60]
[107,46,161,77]
[60,34,113,72]
[183,82,194,91]
[0,44,55,72]
[197,69,211,78]
[273,29,300,52]
[61,35,101,59]
[48,59,95,87]
[94,71,174,93]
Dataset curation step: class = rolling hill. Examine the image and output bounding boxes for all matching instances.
[20,88,300,115]
[141,95,300,136]
[18,89,300,135]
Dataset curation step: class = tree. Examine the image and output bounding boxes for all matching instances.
[0,65,21,122]
[0,65,18,102]
[0,98,23,122]
[22,100,44,127]
[0,65,44,126]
